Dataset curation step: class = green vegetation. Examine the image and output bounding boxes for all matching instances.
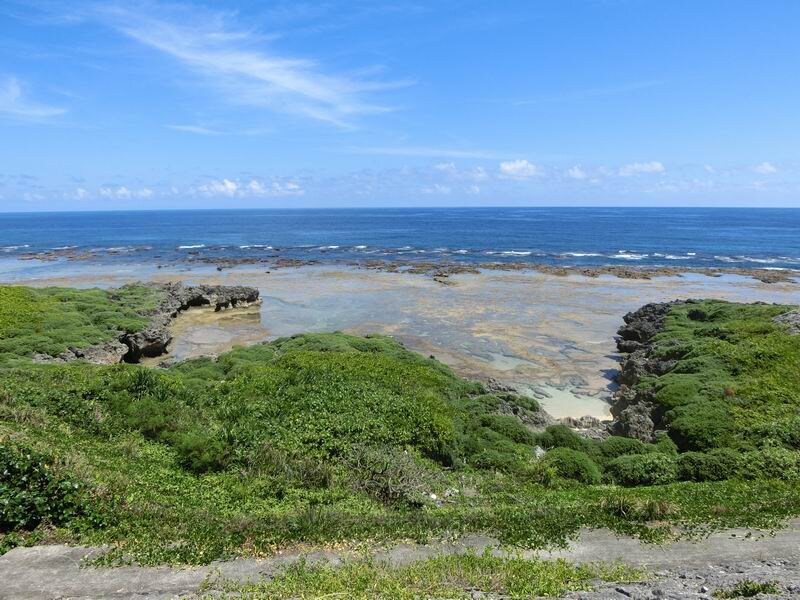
[0,284,163,364]
[1,289,799,570]
[714,579,780,598]
[207,552,645,599]
[642,300,800,454]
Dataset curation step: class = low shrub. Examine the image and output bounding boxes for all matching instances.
[738,447,800,480]
[541,447,601,485]
[535,425,591,453]
[607,453,678,487]
[344,445,442,506]
[677,449,739,482]
[243,444,333,489]
[667,401,736,451]
[479,415,536,445]
[748,416,800,449]
[0,439,84,531]
[652,432,679,456]
[598,436,647,461]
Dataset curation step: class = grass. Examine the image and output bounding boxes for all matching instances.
[1,289,800,567]
[714,579,780,598]
[0,284,163,364]
[205,552,646,599]
[642,300,800,452]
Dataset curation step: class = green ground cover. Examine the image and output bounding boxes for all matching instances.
[206,552,645,599]
[0,284,163,364]
[636,300,800,454]
[1,289,799,578]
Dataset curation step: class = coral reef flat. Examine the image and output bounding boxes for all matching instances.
[8,263,797,418]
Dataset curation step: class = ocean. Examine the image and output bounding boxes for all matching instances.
[1,207,799,270]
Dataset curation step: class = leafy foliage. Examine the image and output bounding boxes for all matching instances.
[0,439,85,531]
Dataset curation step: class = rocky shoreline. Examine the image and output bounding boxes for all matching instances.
[13,245,800,284]
[607,301,680,441]
[218,257,800,284]
[608,300,800,442]
[33,282,261,365]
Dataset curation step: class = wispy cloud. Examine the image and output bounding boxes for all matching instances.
[421,183,452,195]
[167,124,224,135]
[752,161,777,174]
[515,80,665,105]
[618,161,665,177]
[0,76,66,121]
[565,166,587,180]
[345,146,511,159]
[91,3,410,126]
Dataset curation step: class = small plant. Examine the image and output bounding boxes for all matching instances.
[345,444,442,506]
[599,495,675,521]
[714,579,779,598]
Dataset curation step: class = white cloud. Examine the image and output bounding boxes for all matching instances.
[168,124,223,135]
[466,185,481,195]
[194,178,304,197]
[566,166,586,180]
[99,185,155,199]
[0,77,66,121]
[100,185,132,199]
[196,178,239,197]
[94,5,409,126]
[70,187,89,200]
[434,162,489,181]
[499,159,539,178]
[752,162,777,174]
[421,183,451,195]
[618,161,665,176]
[434,162,457,174]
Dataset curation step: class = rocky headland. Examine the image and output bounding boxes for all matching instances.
[609,300,800,442]
[33,282,261,365]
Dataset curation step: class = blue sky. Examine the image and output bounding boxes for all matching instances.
[1,0,799,211]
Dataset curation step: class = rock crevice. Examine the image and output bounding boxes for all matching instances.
[608,300,687,441]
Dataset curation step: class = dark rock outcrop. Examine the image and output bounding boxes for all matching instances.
[121,283,261,361]
[607,300,689,441]
[34,282,261,365]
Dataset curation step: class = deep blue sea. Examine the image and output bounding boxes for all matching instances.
[1,207,799,270]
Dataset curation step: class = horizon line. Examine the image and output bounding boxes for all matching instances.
[2,204,800,216]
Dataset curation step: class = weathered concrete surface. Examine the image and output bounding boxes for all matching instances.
[1,521,799,599]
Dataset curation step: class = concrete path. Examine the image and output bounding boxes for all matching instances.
[1,521,799,599]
